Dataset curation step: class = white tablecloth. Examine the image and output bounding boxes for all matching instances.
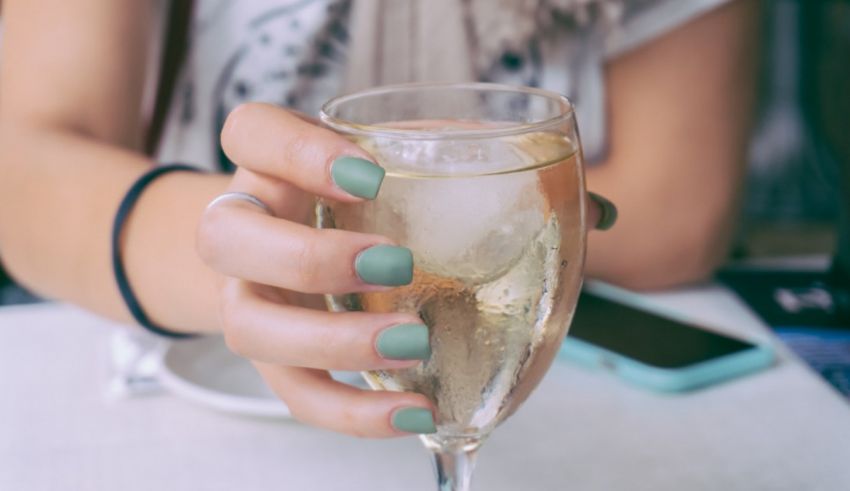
[1,285,849,491]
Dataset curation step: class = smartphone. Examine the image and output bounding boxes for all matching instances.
[559,282,775,392]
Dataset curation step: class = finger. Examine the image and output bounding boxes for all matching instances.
[256,363,436,438]
[198,204,413,292]
[224,165,314,222]
[221,102,385,202]
[221,281,430,370]
[587,192,618,231]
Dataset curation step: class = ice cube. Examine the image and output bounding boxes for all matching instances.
[360,130,551,282]
[384,170,545,283]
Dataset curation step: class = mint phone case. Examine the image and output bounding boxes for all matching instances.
[558,281,775,392]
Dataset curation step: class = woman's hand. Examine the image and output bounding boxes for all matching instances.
[197,103,614,438]
[197,103,437,437]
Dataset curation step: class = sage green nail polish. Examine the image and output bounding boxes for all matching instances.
[331,156,385,199]
[589,192,618,231]
[377,324,431,360]
[355,245,413,286]
[392,407,436,434]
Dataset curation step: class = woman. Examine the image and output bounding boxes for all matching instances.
[0,0,758,437]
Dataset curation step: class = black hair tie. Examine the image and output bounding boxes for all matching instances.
[112,164,202,338]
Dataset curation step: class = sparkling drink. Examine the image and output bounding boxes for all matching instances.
[318,129,585,446]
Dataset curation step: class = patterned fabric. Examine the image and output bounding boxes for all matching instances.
[157,0,730,169]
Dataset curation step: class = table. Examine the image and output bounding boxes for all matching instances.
[2,285,849,491]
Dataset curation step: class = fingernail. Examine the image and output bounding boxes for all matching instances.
[588,192,618,231]
[392,407,436,434]
[377,323,431,360]
[331,156,385,199]
[355,245,413,286]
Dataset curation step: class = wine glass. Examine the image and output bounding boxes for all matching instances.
[318,83,586,491]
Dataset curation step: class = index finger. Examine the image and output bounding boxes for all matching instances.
[221,103,384,202]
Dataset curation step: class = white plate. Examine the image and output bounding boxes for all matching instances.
[158,335,367,419]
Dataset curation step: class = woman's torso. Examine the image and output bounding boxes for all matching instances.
[157,0,732,170]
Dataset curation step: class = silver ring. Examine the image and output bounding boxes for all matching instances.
[206,192,274,216]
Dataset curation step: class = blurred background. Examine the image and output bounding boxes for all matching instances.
[0,0,846,300]
[735,0,845,266]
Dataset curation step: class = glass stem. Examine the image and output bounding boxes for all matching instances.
[428,439,481,491]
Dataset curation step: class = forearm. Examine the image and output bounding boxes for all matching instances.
[0,124,227,332]
[582,0,759,290]
[583,163,741,291]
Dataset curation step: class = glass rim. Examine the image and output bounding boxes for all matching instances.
[320,82,574,140]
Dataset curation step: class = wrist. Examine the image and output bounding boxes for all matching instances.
[120,168,229,334]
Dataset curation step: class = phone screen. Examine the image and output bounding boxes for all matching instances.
[568,292,756,369]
